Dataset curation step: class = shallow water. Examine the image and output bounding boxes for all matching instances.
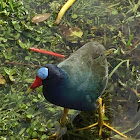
[0,0,140,139]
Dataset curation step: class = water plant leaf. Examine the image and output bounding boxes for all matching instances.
[17,40,29,49]
[9,0,14,12]
[70,26,83,38]
[103,115,109,121]
[0,0,140,139]
[31,13,51,23]
[108,60,128,79]
[17,128,26,136]
[4,67,16,82]
[27,114,33,119]
[0,37,7,42]
[41,134,47,140]
[126,34,134,48]
[112,10,118,15]
[60,25,83,42]
[12,21,21,32]
[2,48,13,60]
[0,74,6,85]
[71,14,78,19]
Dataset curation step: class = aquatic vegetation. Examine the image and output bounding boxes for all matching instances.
[31,13,51,23]
[0,0,140,139]
[60,25,83,42]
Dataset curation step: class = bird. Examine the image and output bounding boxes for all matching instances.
[28,41,129,138]
[29,41,108,137]
[30,41,108,111]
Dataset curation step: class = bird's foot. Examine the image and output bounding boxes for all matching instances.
[48,127,67,140]
[76,122,98,131]
[48,128,60,140]
[103,122,128,138]
[75,98,128,138]
[48,108,69,139]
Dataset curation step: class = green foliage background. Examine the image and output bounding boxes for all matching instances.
[0,0,140,139]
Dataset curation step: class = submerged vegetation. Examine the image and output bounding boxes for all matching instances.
[0,0,140,139]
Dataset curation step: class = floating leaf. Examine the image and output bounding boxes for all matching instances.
[0,74,6,85]
[9,75,15,82]
[33,99,38,102]
[18,128,26,136]
[17,40,29,49]
[2,48,14,60]
[0,37,7,43]
[112,10,118,15]
[4,67,16,82]
[60,25,83,42]
[103,115,109,121]
[70,26,83,38]
[71,14,78,19]
[41,134,47,140]
[39,128,45,132]
[12,21,21,32]
[31,13,51,23]
[32,131,38,138]
[27,114,33,119]
[49,1,60,11]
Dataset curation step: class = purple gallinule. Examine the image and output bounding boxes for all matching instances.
[29,41,128,138]
[30,42,108,111]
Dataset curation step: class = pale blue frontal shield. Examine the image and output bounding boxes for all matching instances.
[37,67,48,79]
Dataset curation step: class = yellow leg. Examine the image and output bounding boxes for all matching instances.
[60,108,69,124]
[76,97,128,138]
[103,123,127,138]
[55,0,76,24]
[98,98,104,136]
[76,122,98,131]
[48,108,69,139]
